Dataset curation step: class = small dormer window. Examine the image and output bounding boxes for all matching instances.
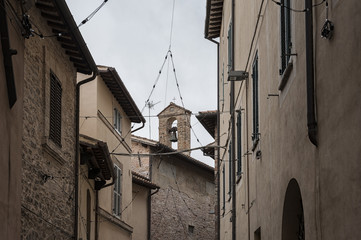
[113,108,122,134]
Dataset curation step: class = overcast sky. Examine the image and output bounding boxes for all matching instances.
[65,0,217,166]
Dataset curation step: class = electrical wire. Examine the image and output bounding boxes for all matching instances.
[21,204,73,238]
[271,0,326,13]
[169,51,203,146]
[111,145,224,157]
[78,0,109,27]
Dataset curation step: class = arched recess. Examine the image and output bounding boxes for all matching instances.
[282,178,305,240]
[167,117,178,149]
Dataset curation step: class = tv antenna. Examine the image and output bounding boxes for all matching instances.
[146,101,160,139]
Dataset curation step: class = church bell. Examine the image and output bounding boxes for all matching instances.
[169,127,178,142]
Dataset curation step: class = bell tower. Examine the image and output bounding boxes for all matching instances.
[158,103,191,155]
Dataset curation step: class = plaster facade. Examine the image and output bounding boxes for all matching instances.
[205,0,361,239]
[78,66,145,240]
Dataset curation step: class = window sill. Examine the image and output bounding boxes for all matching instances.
[98,207,133,233]
[278,61,293,91]
[42,139,65,165]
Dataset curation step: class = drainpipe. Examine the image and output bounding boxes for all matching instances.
[95,191,99,240]
[305,0,318,146]
[231,1,237,240]
[75,71,98,239]
[206,37,219,240]
[148,187,160,240]
[131,121,145,133]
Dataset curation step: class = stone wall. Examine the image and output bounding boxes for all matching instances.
[21,5,78,240]
[158,103,191,154]
[150,155,215,240]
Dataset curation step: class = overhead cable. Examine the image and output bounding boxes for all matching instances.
[78,0,109,27]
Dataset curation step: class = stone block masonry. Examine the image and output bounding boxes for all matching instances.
[21,6,78,240]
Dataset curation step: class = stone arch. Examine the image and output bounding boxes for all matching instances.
[282,178,305,240]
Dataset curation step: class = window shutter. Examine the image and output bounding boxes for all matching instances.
[49,73,62,146]
[237,112,242,175]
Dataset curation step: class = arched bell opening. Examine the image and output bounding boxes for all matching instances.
[169,119,178,150]
[282,178,305,240]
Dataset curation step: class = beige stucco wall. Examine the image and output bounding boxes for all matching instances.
[132,183,150,240]
[79,71,134,239]
[216,0,361,239]
[0,1,24,239]
[78,164,96,240]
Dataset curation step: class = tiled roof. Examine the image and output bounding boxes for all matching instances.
[196,110,217,139]
[132,171,159,189]
[35,0,96,74]
[98,66,145,124]
[205,0,224,39]
[131,135,214,172]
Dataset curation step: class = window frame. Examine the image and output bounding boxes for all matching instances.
[113,164,122,217]
[252,52,259,148]
[222,165,225,215]
[237,111,242,176]
[280,0,292,75]
[227,21,233,72]
[228,140,232,199]
[113,108,122,134]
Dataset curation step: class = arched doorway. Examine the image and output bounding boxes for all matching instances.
[282,178,305,240]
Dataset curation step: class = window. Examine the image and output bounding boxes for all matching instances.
[113,165,122,217]
[280,0,292,75]
[228,141,232,198]
[113,108,122,134]
[227,22,233,71]
[255,227,261,240]
[188,225,194,234]
[222,165,225,214]
[252,53,259,146]
[49,73,62,146]
[237,111,242,176]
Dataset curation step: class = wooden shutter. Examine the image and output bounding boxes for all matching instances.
[49,73,62,146]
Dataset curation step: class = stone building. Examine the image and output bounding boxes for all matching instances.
[78,66,145,240]
[204,0,361,239]
[20,0,97,239]
[131,103,215,240]
[0,0,24,239]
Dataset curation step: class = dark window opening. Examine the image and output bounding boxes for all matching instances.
[237,111,242,176]
[252,53,259,148]
[280,0,292,75]
[49,73,62,147]
[228,141,232,198]
[188,225,194,234]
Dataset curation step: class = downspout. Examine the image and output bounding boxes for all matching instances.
[206,37,219,240]
[246,79,250,240]
[75,71,97,240]
[305,0,318,146]
[131,121,145,133]
[95,191,99,240]
[148,187,160,240]
[231,1,236,240]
